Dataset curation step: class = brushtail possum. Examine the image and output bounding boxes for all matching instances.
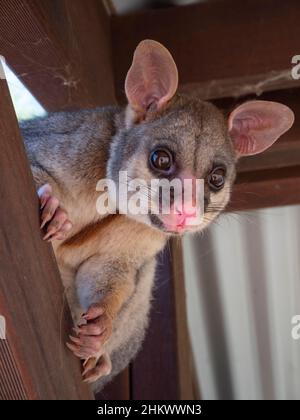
[21,40,294,390]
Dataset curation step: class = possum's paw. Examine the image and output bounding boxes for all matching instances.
[38,184,72,241]
[66,304,113,359]
[82,353,112,383]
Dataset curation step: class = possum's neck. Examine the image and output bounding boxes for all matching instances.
[71,106,124,188]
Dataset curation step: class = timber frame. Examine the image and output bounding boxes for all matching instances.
[0,0,299,399]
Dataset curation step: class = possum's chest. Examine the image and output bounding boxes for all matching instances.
[53,214,166,287]
[52,215,166,324]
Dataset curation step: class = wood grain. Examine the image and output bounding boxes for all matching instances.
[130,248,180,399]
[228,166,300,212]
[97,369,130,400]
[130,247,194,400]
[0,0,116,110]
[111,0,300,103]
[170,238,195,400]
[0,340,27,400]
[0,76,94,400]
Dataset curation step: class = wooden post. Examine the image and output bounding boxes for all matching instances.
[0,63,94,400]
[129,244,194,400]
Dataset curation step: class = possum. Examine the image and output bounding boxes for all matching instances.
[21,40,294,391]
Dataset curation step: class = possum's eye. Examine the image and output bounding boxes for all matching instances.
[149,148,174,173]
[207,166,226,191]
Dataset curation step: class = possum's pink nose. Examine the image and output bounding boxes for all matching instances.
[160,172,201,232]
[163,205,198,232]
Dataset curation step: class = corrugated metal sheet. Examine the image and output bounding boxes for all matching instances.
[183,205,300,399]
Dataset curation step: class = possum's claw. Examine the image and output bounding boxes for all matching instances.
[38,184,72,241]
[66,304,114,382]
[66,304,113,360]
[78,304,113,344]
[67,333,105,358]
[82,354,112,383]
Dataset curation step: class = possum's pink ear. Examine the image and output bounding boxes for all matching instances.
[125,40,178,115]
[228,101,294,156]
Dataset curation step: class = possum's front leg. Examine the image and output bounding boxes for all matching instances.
[37,183,73,241]
[67,255,136,383]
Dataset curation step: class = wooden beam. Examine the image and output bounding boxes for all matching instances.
[0,0,129,399]
[130,248,180,399]
[97,369,130,400]
[130,247,194,400]
[170,238,195,400]
[0,68,94,400]
[228,166,300,212]
[0,0,116,110]
[180,71,300,102]
[111,0,300,102]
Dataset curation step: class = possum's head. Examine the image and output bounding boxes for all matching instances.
[107,40,294,235]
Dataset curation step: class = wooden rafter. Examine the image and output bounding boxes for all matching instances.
[0,68,94,400]
[111,0,300,102]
